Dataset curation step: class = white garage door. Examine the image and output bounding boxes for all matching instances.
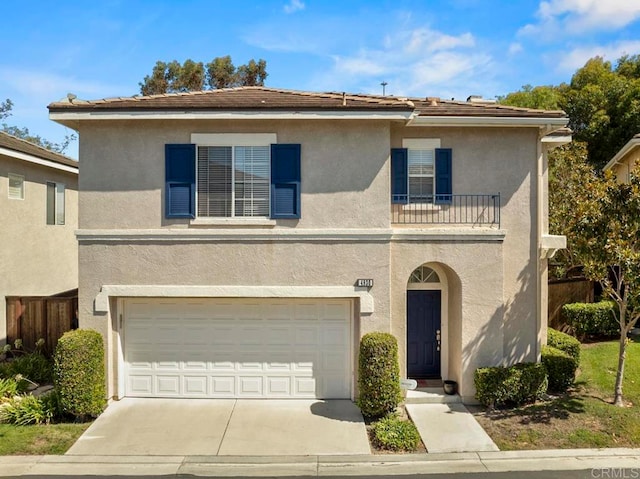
[123,298,352,399]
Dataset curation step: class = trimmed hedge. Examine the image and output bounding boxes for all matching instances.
[53,329,106,420]
[474,362,548,407]
[357,332,403,418]
[547,328,581,363]
[562,301,619,338]
[541,345,578,392]
[371,414,421,452]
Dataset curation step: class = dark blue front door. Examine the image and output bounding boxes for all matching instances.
[407,290,442,378]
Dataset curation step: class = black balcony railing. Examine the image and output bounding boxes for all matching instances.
[391,194,500,227]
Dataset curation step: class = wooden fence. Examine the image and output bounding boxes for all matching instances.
[5,290,78,356]
[548,278,594,330]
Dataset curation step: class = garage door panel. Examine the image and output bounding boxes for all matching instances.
[124,298,351,399]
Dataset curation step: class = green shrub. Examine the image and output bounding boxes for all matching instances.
[547,328,581,363]
[474,362,548,407]
[0,353,53,384]
[39,390,64,421]
[371,414,421,452]
[0,395,53,425]
[357,332,402,418]
[0,377,27,398]
[562,301,619,338]
[54,329,106,419]
[541,345,578,392]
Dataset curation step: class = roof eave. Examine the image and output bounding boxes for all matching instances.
[0,146,78,175]
[603,136,640,171]
[49,109,415,122]
[407,116,568,127]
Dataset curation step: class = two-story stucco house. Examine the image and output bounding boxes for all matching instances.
[48,87,568,403]
[0,131,79,345]
[604,133,640,183]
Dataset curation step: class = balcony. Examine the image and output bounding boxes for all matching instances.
[391,194,501,227]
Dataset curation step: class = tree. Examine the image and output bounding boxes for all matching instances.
[1,100,75,154]
[497,84,564,111]
[139,56,268,95]
[571,170,640,406]
[547,142,595,278]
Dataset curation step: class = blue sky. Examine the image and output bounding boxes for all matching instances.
[2,0,640,158]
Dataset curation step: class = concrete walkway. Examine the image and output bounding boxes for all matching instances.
[66,398,370,456]
[406,403,499,453]
[2,449,640,477]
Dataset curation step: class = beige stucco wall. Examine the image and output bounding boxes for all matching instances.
[76,118,545,401]
[78,119,391,230]
[0,155,78,345]
[612,149,640,184]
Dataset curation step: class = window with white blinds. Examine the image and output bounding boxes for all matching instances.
[197,145,270,217]
[408,149,434,203]
[8,173,24,200]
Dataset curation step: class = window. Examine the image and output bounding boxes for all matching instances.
[8,173,24,200]
[408,149,434,203]
[391,139,452,205]
[197,145,270,218]
[46,182,65,225]
[165,136,301,220]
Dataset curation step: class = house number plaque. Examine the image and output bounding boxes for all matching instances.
[356,279,374,288]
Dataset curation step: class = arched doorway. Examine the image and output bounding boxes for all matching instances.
[407,265,444,379]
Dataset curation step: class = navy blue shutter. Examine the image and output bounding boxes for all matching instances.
[165,144,196,218]
[270,144,301,219]
[435,148,452,204]
[391,148,408,204]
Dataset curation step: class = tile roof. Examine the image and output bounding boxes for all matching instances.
[0,131,78,168]
[48,86,566,119]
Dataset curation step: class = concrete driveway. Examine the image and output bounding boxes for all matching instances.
[66,398,370,456]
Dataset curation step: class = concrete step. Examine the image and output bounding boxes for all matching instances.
[405,387,462,404]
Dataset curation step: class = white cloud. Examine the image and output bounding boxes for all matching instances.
[0,67,128,101]
[508,42,523,55]
[283,0,305,14]
[314,27,494,99]
[557,40,640,72]
[521,0,640,36]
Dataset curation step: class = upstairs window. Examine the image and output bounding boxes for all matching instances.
[46,182,65,225]
[8,173,24,200]
[197,145,270,218]
[165,134,301,220]
[391,139,452,204]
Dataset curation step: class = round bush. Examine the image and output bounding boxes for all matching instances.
[356,332,402,418]
[547,328,581,364]
[541,345,578,392]
[53,329,106,420]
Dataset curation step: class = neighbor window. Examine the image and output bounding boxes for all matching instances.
[46,182,65,225]
[197,145,270,218]
[8,173,24,200]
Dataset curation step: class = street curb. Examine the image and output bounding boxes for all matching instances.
[0,449,639,476]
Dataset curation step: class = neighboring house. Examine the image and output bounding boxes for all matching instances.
[604,133,640,183]
[0,131,79,345]
[48,87,568,403]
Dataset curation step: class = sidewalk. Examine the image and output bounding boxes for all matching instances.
[2,449,640,477]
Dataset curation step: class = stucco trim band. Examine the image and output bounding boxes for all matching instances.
[76,228,506,242]
[407,116,568,128]
[94,285,374,314]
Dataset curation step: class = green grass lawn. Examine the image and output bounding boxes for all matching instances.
[0,422,91,455]
[472,338,640,450]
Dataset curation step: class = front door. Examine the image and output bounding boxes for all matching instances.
[407,290,441,378]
